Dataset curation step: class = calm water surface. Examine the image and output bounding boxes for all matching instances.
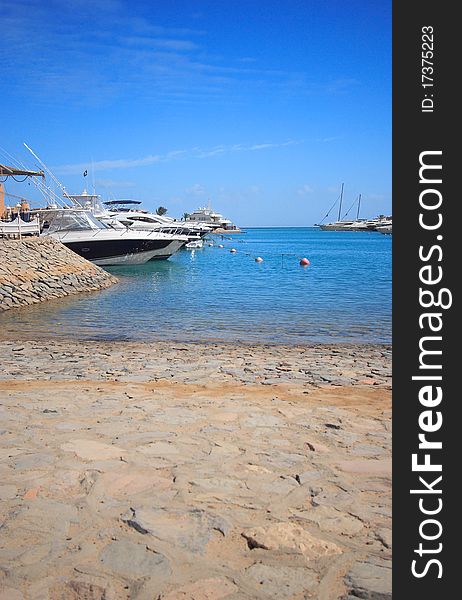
[0,227,391,344]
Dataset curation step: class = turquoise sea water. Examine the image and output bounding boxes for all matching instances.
[0,227,391,344]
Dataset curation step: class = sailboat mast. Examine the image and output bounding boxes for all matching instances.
[356,193,361,220]
[338,183,344,221]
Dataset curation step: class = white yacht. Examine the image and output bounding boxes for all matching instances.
[184,204,239,232]
[101,200,212,241]
[318,186,392,232]
[38,208,187,265]
[320,217,392,232]
[376,223,392,235]
[66,191,211,241]
[319,219,357,231]
[318,185,361,231]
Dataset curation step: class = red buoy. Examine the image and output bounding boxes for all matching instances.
[300,258,310,266]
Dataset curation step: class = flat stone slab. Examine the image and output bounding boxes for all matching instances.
[296,505,364,536]
[344,560,392,599]
[99,540,170,579]
[122,507,231,555]
[95,469,173,498]
[337,459,391,476]
[160,577,238,600]
[61,439,126,461]
[11,453,54,470]
[0,484,18,500]
[243,563,319,599]
[242,522,343,559]
[375,528,392,549]
[0,588,24,600]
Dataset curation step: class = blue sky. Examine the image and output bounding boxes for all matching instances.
[1,0,391,226]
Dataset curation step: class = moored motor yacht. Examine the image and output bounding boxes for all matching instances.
[67,192,211,242]
[319,220,357,231]
[183,204,239,232]
[37,208,187,265]
[101,200,212,241]
[65,190,208,245]
[376,224,392,235]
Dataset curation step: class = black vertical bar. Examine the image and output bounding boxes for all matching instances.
[394,2,456,597]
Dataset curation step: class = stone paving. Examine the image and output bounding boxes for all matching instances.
[0,339,391,599]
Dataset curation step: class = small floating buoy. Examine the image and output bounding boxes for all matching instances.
[299,258,310,266]
[208,243,213,247]
[230,248,237,253]
[255,256,264,263]
[218,244,224,248]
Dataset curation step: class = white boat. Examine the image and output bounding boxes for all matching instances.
[319,220,356,231]
[185,238,204,249]
[38,208,187,265]
[93,198,212,242]
[318,186,392,232]
[184,203,239,232]
[318,185,360,230]
[376,224,392,235]
[16,148,187,262]
[321,217,392,232]
[66,191,208,244]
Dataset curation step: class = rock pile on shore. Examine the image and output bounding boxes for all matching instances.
[0,238,117,311]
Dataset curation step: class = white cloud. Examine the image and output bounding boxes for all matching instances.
[1,3,359,107]
[55,155,163,175]
[185,183,206,196]
[54,140,302,174]
[95,178,136,188]
[297,185,314,196]
[316,136,341,143]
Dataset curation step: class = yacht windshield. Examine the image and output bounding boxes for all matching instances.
[45,210,107,233]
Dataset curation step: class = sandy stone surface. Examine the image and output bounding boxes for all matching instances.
[0,339,391,599]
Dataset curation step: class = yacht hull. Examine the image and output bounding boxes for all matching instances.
[60,238,181,266]
[147,240,185,260]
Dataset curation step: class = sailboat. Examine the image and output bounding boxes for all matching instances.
[318,184,357,230]
[317,187,391,232]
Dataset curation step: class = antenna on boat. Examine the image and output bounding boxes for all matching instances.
[23,143,74,208]
[91,157,96,195]
[356,194,361,220]
[337,183,344,222]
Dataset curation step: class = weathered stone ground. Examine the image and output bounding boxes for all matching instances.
[0,340,391,599]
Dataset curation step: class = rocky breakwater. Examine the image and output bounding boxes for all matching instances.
[0,238,117,311]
